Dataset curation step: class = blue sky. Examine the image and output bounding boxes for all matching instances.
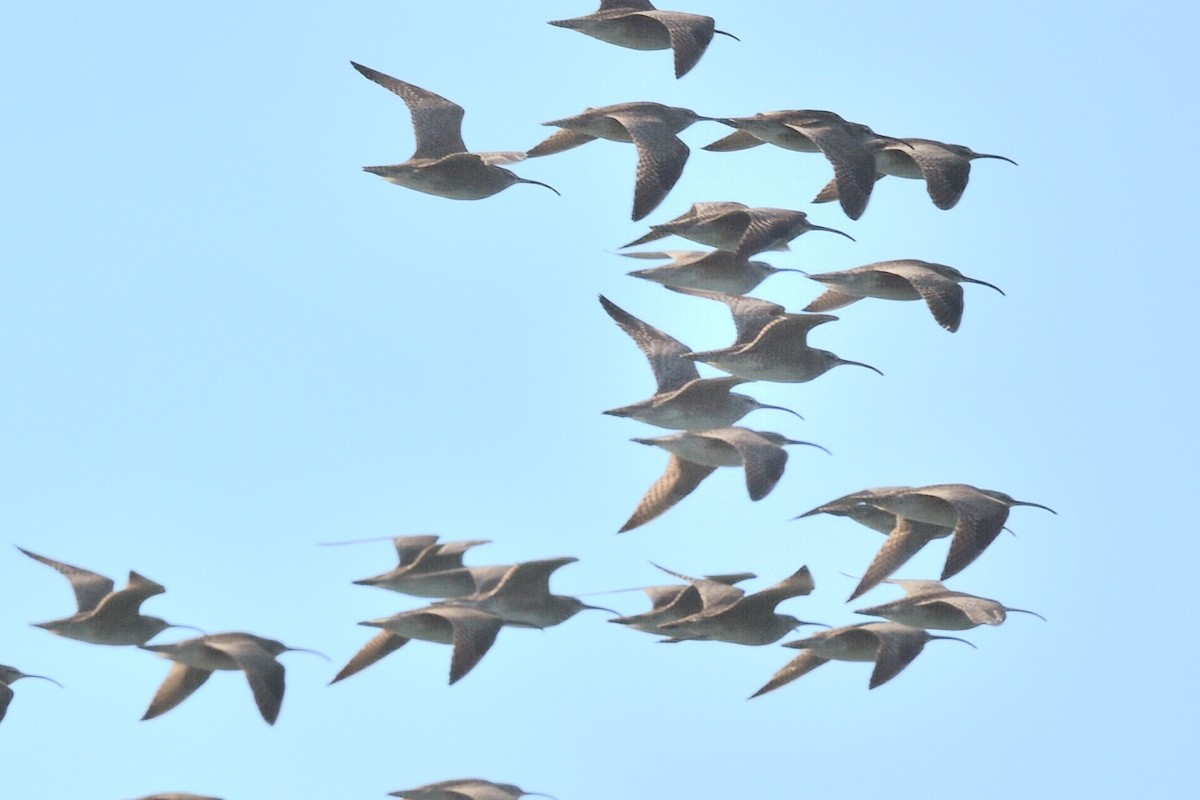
[1,2,1196,798]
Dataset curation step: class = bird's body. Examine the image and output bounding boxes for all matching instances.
[752,621,973,695]
[620,427,826,531]
[813,137,1016,210]
[19,547,187,646]
[140,632,321,725]
[610,570,757,635]
[599,294,801,430]
[705,110,906,218]
[351,62,557,200]
[865,484,1056,579]
[549,1,737,78]
[803,259,1004,332]
[349,536,491,597]
[656,565,819,645]
[623,202,851,258]
[673,288,880,383]
[621,249,802,295]
[854,579,1045,630]
[526,102,712,219]
[444,558,610,629]
[334,604,504,685]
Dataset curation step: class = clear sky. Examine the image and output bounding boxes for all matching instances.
[2,2,1196,798]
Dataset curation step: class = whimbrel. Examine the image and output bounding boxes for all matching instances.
[443,558,615,628]
[140,632,325,725]
[609,569,757,635]
[341,536,491,597]
[0,664,61,724]
[752,621,974,695]
[803,259,1004,332]
[549,1,738,78]
[620,427,828,532]
[705,110,905,219]
[796,489,953,600]
[19,547,196,646]
[332,604,504,685]
[351,62,558,200]
[672,288,881,383]
[813,137,1016,210]
[391,779,553,800]
[863,484,1056,579]
[599,294,801,430]
[620,249,803,295]
[622,202,852,258]
[526,102,712,219]
[655,564,822,645]
[854,578,1045,629]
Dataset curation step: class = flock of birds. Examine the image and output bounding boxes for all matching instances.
[3,2,1052,798]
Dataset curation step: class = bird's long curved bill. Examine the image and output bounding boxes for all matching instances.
[978,153,1019,166]
[811,224,855,242]
[1014,500,1057,514]
[759,403,805,420]
[519,178,561,195]
[786,440,832,456]
[287,647,332,662]
[838,358,884,376]
[714,29,740,41]
[1005,607,1047,622]
[22,673,64,688]
[963,276,1006,295]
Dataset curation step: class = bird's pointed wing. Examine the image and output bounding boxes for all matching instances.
[700,428,788,501]
[599,295,699,392]
[526,128,597,158]
[804,288,862,313]
[608,112,692,220]
[703,129,766,152]
[90,571,166,620]
[935,490,1013,579]
[19,547,114,613]
[619,455,716,532]
[493,557,579,600]
[206,637,286,724]
[869,628,928,688]
[850,519,947,600]
[331,631,410,684]
[640,11,716,78]
[872,260,966,331]
[784,120,878,219]
[438,606,504,684]
[390,535,441,566]
[885,578,951,598]
[142,663,212,720]
[670,287,785,345]
[751,651,829,697]
[754,565,815,604]
[0,682,12,723]
[907,142,972,209]
[350,62,467,159]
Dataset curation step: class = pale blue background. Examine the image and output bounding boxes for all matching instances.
[1,2,1195,798]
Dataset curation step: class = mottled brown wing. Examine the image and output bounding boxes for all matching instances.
[619,456,716,532]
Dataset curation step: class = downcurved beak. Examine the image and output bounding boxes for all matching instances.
[963,276,1006,295]
[286,646,331,662]
[714,29,740,41]
[784,439,832,456]
[20,672,64,688]
[757,403,804,421]
[165,624,207,635]
[519,178,561,196]
[793,620,831,630]
[836,358,884,376]
[809,224,855,242]
[583,603,621,616]
[1014,500,1057,514]
[1005,607,1047,622]
[977,153,1018,166]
